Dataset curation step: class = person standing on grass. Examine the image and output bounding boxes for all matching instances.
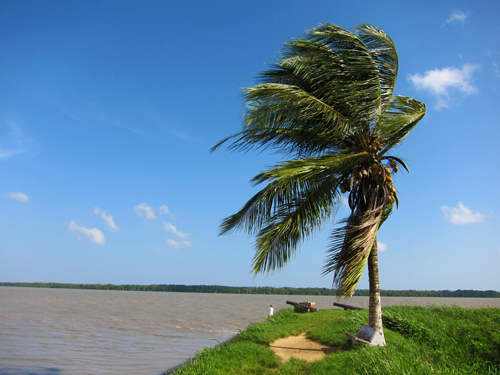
[268,305,274,317]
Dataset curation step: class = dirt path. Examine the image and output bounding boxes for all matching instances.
[269,333,339,362]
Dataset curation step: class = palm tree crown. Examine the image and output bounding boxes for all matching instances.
[213,23,425,302]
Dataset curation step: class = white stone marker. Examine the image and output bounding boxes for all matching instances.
[345,324,384,346]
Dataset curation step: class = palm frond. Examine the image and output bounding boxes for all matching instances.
[220,152,367,238]
[377,95,426,151]
[251,184,339,275]
[354,24,398,114]
[379,200,394,226]
[249,174,342,275]
[210,131,245,153]
[297,25,384,126]
[251,152,369,185]
[212,23,403,158]
[211,83,352,156]
[323,205,384,296]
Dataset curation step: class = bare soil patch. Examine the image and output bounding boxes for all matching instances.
[269,333,339,362]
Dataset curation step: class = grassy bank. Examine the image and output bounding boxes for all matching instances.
[166,305,500,374]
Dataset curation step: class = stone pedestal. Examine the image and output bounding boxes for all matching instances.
[345,324,384,346]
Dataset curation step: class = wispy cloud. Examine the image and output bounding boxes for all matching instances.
[163,222,189,239]
[133,203,158,221]
[408,64,480,109]
[67,220,106,245]
[100,115,151,138]
[134,203,179,221]
[0,121,41,159]
[444,10,467,25]
[441,202,485,225]
[0,148,24,158]
[166,238,193,250]
[493,62,500,78]
[163,222,192,249]
[146,109,198,143]
[134,203,192,248]
[378,242,388,252]
[6,192,29,203]
[159,205,176,219]
[93,207,119,232]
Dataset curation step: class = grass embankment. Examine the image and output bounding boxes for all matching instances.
[167,305,500,374]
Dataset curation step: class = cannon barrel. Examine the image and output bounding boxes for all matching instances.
[333,302,364,310]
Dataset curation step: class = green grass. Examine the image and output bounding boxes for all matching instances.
[167,306,500,374]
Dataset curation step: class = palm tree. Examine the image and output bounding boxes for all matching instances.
[212,23,425,345]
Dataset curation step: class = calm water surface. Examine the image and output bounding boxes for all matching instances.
[1,287,499,375]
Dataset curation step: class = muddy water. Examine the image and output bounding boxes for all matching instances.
[1,287,498,375]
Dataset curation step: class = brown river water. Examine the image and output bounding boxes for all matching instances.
[1,287,499,375]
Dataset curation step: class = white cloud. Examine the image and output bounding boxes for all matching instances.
[134,203,191,248]
[67,220,106,245]
[493,62,500,78]
[0,121,41,159]
[166,238,193,250]
[134,203,178,221]
[408,64,480,108]
[444,10,467,25]
[440,202,485,225]
[133,203,157,221]
[93,207,119,232]
[6,192,29,203]
[163,221,192,249]
[163,222,189,239]
[0,148,24,158]
[378,242,387,252]
[159,205,176,219]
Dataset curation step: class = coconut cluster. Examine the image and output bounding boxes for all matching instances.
[366,140,383,154]
[373,165,396,203]
[339,160,399,204]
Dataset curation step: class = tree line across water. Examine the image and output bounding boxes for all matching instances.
[0,282,498,298]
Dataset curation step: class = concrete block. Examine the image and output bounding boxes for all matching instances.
[345,324,384,346]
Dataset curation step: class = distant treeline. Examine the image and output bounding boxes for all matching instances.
[0,282,498,298]
[354,289,500,298]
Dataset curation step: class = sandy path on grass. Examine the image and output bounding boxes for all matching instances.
[269,333,339,362]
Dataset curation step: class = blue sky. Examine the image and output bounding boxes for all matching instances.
[1,0,499,291]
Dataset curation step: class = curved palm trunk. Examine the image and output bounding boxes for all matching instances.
[368,238,386,346]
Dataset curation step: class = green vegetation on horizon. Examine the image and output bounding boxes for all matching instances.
[1,282,498,298]
[167,306,500,374]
